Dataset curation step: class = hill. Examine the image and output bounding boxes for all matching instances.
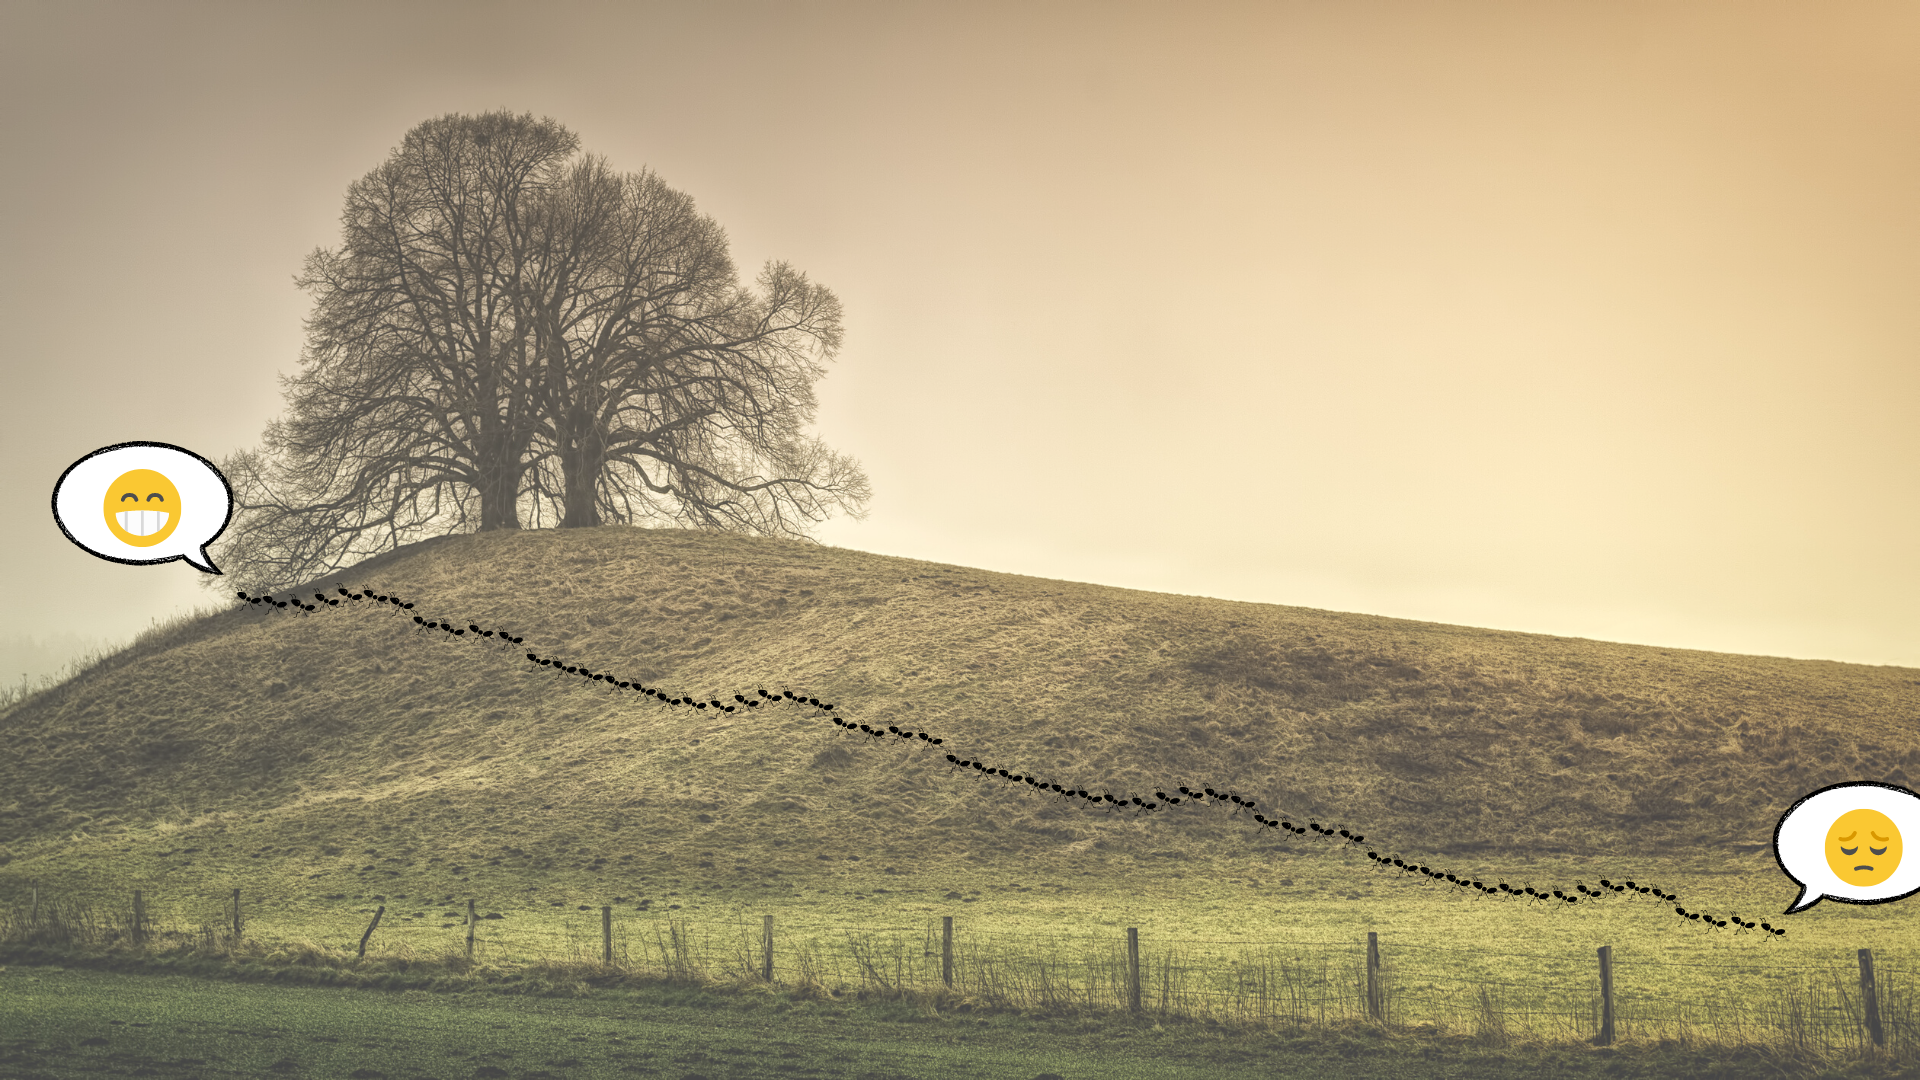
[2,525,1916,900]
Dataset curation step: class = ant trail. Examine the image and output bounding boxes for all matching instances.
[891,728,918,762]
[231,586,1764,937]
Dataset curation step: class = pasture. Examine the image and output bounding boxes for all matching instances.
[0,956,1753,1080]
[4,845,1917,1077]
[4,525,1919,1077]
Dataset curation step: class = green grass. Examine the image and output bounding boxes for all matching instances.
[3,524,1920,1077]
[4,864,1916,1070]
[10,959,1851,1080]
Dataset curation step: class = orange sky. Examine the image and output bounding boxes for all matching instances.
[3,0,1916,672]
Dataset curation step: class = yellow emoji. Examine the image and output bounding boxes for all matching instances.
[103,469,182,548]
[1827,808,1902,888]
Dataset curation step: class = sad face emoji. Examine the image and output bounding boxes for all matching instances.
[103,469,182,548]
[1827,808,1902,888]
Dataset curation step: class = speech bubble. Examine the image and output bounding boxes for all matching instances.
[52,442,234,574]
[1774,780,1920,914]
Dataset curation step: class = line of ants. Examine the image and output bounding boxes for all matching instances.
[233,584,1788,941]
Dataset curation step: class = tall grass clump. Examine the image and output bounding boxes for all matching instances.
[0,602,233,717]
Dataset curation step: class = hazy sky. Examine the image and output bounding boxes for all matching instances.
[4,0,1916,679]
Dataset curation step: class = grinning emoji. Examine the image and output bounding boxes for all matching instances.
[103,469,182,548]
[1827,808,1902,888]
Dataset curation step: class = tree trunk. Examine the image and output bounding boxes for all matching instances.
[470,332,526,532]
[558,439,602,528]
[475,452,524,531]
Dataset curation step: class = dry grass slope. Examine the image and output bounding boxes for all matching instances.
[2,525,1917,900]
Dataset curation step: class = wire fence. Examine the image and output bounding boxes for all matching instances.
[2,881,1914,1065]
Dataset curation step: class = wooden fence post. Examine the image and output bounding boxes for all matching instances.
[133,889,145,945]
[602,906,613,964]
[466,899,476,961]
[1367,931,1382,1022]
[1126,927,1141,1015]
[1860,948,1885,1048]
[358,906,384,958]
[942,916,953,988]
[232,889,242,940]
[763,914,774,981]
[1596,946,1615,1046]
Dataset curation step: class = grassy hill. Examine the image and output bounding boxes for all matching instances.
[2,524,1917,904]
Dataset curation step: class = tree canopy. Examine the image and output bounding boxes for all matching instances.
[210,111,870,595]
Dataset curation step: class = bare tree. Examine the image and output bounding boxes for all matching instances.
[518,155,870,533]
[207,111,868,593]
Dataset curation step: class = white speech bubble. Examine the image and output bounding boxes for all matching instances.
[52,442,234,574]
[1774,781,1920,914]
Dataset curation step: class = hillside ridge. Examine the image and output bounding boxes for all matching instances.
[2,526,1915,899]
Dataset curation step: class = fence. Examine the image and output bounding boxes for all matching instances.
[2,879,1913,1061]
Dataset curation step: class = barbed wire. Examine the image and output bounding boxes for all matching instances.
[0,886,1831,982]
[1376,972,1591,995]
[1377,940,1593,961]
[2,894,1898,1036]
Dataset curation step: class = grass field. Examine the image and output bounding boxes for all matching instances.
[8,955,1834,1080]
[3,525,1919,1077]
